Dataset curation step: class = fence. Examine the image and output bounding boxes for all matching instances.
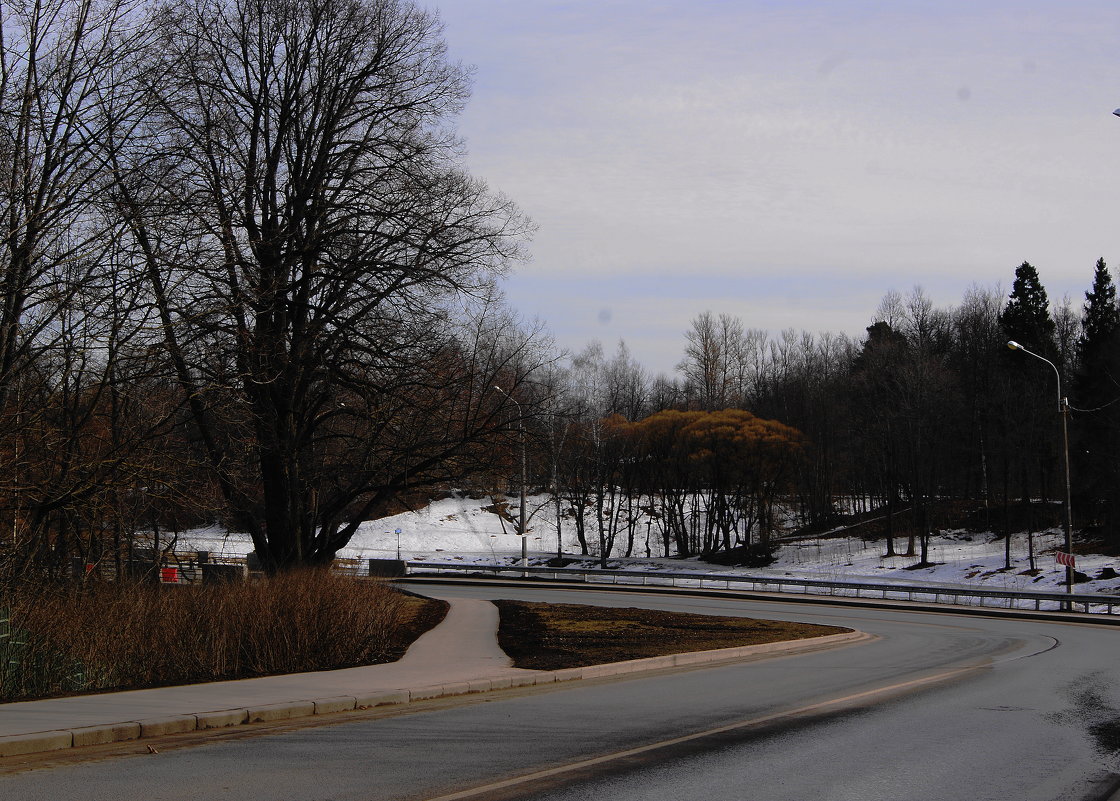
[404,561,1120,616]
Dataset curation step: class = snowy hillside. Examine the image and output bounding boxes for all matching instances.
[174,492,1120,597]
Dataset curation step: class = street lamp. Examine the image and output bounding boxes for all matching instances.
[494,385,528,568]
[1006,340,1074,598]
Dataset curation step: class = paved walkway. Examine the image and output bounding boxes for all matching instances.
[0,591,866,758]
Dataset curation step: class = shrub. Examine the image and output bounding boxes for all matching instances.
[0,570,412,701]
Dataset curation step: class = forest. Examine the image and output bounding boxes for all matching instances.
[502,258,1119,568]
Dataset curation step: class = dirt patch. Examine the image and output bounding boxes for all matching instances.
[494,600,850,670]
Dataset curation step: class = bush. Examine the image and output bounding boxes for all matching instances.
[0,570,414,701]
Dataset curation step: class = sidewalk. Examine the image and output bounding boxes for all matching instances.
[0,591,867,758]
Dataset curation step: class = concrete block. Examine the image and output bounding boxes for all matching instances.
[467,679,492,693]
[201,563,246,584]
[579,663,620,678]
[195,709,249,730]
[509,674,544,687]
[440,682,471,697]
[550,668,584,682]
[368,559,407,577]
[409,685,444,701]
[71,722,141,747]
[247,701,315,723]
[354,690,409,708]
[488,677,513,690]
[312,696,356,715]
[138,715,197,737]
[0,730,72,757]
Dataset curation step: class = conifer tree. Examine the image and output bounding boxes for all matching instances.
[1000,261,1056,356]
[998,262,1059,538]
[1074,258,1120,541]
[1076,258,1120,369]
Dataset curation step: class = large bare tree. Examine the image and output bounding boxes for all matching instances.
[116,0,533,570]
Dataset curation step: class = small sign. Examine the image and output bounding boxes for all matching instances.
[159,567,179,584]
[1055,552,1076,568]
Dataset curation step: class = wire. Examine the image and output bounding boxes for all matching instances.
[1069,396,1120,414]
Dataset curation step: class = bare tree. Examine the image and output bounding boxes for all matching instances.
[601,340,648,420]
[678,311,744,410]
[0,0,149,407]
[0,0,162,577]
[116,0,533,570]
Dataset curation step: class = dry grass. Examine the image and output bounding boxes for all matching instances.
[495,600,850,670]
[0,571,447,702]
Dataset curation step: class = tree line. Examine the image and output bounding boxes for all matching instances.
[517,260,1120,565]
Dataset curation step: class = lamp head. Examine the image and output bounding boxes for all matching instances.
[1007,340,1022,351]
[1114,108,1120,117]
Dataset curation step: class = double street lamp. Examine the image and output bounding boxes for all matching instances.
[1006,340,1074,597]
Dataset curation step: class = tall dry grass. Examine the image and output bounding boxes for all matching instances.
[0,570,411,701]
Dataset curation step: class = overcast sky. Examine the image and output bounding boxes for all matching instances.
[433,0,1119,376]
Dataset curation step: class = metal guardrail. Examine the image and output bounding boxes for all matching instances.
[404,561,1120,615]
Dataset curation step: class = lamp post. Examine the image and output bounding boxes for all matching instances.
[494,385,528,568]
[1006,340,1074,598]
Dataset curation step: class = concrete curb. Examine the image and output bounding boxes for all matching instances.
[0,629,869,759]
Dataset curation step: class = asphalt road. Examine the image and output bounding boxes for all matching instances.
[4,583,1120,801]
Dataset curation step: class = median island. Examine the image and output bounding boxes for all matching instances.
[494,600,852,670]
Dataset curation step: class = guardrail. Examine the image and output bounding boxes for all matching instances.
[404,561,1120,616]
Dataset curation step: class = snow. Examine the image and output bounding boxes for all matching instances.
[172,492,1120,600]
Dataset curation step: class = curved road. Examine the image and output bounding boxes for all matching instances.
[5,584,1120,801]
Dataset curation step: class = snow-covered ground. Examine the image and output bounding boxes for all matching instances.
[173,492,1120,598]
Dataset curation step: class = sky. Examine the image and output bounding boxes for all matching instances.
[430,0,1120,376]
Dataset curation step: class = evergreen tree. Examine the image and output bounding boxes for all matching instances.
[1000,261,1056,356]
[1073,258,1120,541]
[998,262,1059,538]
[1077,258,1120,369]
